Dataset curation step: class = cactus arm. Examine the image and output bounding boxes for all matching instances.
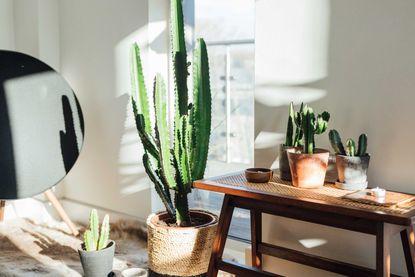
[346,139,356,157]
[357,133,368,156]
[89,209,99,247]
[285,102,294,146]
[143,153,175,218]
[153,75,177,190]
[328,129,346,155]
[97,214,110,250]
[130,43,152,134]
[171,0,188,116]
[83,230,96,251]
[302,107,314,154]
[132,101,160,161]
[190,38,211,180]
[315,111,330,134]
[293,103,304,147]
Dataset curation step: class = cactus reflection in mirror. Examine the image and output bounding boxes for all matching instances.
[130,0,211,227]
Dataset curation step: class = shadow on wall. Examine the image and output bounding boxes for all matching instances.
[254,0,330,168]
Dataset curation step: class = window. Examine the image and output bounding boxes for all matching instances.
[184,0,255,241]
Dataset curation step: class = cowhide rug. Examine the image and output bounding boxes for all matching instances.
[0,218,234,276]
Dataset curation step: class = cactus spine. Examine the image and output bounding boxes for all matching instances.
[301,105,330,154]
[84,209,110,251]
[130,0,211,226]
[284,102,304,147]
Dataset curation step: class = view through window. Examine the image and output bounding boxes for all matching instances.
[184,0,255,241]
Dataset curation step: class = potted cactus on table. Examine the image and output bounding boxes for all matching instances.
[279,102,303,180]
[130,0,218,276]
[78,209,114,277]
[287,105,330,188]
[329,130,370,190]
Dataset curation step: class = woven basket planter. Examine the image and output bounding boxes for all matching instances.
[147,209,218,277]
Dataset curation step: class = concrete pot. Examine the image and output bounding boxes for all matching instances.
[279,144,295,181]
[335,154,370,190]
[287,148,330,188]
[78,240,115,277]
[147,210,218,277]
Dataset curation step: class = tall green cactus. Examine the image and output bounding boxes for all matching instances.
[84,209,110,251]
[328,130,368,157]
[301,105,330,154]
[130,0,211,226]
[284,102,304,147]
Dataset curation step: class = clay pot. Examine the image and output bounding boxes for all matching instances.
[279,144,295,181]
[147,210,218,277]
[287,148,330,188]
[335,154,370,190]
[78,240,115,277]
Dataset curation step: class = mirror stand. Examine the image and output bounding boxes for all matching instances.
[0,190,79,236]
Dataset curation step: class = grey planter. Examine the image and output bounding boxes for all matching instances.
[78,240,115,277]
[335,154,370,190]
[279,144,295,181]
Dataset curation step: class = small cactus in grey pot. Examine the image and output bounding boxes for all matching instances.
[329,130,370,190]
[78,209,115,277]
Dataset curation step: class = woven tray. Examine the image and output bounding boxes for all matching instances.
[214,173,415,215]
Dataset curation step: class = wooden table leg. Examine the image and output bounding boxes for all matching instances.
[0,200,5,221]
[207,195,235,277]
[251,209,262,269]
[376,223,394,277]
[401,226,415,277]
[44,189,79,236]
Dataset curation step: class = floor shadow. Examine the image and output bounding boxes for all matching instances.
[22,228,79,262]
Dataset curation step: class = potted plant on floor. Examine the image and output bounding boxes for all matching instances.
[130,0,218,276]
[279,102,303,181]
[329,130,370,190]
[287,105,330,188]
[78,209,114,277]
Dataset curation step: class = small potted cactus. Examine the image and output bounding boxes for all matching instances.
[287,105,330,188]
[329,130,370,190]
[279,102,304,181]
[78,209,114,277]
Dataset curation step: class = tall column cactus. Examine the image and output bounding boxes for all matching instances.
[130,0,211,226]
[301,106,330,154]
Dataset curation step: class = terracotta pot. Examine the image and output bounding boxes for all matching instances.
[78,240,115,277]
[147,209,218,277]
[245,168,273,183]
[335,154,370,190]
[279,144,295,181]
[287,148,330,188]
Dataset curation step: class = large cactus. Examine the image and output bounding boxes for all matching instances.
[83,209,110,251]
[301,105,330,154]
[130,0,211,226]
[328,130,368,157]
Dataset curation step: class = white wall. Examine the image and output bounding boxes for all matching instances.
[59,0,153,220]
[255,0,415,276]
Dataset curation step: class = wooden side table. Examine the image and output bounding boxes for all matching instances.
[194,172,415,277]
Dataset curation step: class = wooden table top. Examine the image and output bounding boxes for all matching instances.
[193,171,415,226]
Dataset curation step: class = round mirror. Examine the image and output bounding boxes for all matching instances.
[0,50,84,199]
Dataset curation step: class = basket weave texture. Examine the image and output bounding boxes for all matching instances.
[147,210,218,276]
